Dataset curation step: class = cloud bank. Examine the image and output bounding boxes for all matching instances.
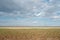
[0,0,60,19]
[0,0,60,26]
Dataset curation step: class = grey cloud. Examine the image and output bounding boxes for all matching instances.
[0,0,60,18]
[45,6,60,18]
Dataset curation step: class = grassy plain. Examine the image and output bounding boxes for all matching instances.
[0,27,60,40]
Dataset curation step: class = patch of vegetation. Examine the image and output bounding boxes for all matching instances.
[0,29,60,40]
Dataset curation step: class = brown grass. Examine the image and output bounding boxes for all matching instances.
[0,29,60,40]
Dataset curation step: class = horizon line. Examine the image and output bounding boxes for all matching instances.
[0,27,60,29]
[0,26,60,27]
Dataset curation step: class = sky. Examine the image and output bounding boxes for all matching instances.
[0,0,60,26]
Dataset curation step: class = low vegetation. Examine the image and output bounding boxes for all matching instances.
[0,29,60,40]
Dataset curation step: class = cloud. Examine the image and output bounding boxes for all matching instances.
[51,16,60,19]
[0,0,60,19]
[0,19,41,26]
[0,0,48,17]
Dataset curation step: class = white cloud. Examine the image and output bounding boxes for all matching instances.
[35,13,41,16]
[52,16,60,19]
[32,21,38,24]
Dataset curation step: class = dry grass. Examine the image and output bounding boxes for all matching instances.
[0,28,60,40]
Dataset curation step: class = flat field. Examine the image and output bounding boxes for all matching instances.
[0,27,60,40]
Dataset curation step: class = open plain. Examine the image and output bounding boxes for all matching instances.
[0,27,60,40]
